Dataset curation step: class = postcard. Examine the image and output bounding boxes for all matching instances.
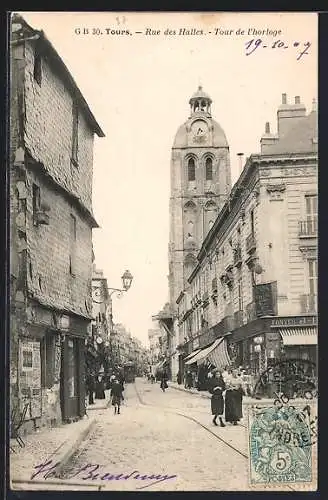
[9,11,317,492]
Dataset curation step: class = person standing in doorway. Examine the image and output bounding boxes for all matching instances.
[86,371,95,405]
[110,378,124,415]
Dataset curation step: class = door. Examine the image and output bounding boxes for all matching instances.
[60,337,79,421]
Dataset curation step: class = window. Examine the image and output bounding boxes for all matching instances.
[33,47,42,85]
[188,158,195,181]
[238,277,243,311]
[69,214,77,276]
[71,102,79,165]
[41,333,56,389]
[205,158,213,180]
[33,183,41,216]
[250,208,255,235]
[305,194,318,233]
[308,260,317,296]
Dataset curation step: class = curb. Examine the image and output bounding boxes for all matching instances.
[11,417,97,487]
[53,417,97,476]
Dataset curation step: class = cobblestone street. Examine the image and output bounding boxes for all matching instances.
[55,378,249,491]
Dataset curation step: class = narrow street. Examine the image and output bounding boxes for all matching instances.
[58,378,249,491]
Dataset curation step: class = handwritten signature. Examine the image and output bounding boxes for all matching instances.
[31,460,177,490]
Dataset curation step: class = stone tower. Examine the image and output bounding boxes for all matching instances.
[168,86,231,315]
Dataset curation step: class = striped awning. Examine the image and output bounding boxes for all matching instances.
[185,337,231,369]
[279,326,317,346]
[184,349,202,363]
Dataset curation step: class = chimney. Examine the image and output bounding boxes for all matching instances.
[260,121,278,153]
[277,93,306,137]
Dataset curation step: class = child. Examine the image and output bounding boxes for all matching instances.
[110,378,124,415]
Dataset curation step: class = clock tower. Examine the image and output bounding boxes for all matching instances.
[168,86,231,364]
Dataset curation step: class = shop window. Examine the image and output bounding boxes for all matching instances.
[41,333,56,389]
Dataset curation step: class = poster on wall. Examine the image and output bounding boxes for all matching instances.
[19,339,42,419]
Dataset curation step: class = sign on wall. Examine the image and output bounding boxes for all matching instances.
[255,281,278,317]
[19,340,42,419]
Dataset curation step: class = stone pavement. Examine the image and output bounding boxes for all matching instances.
[10,413,96,487]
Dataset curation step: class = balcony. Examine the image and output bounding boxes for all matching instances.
[233,245,242,267]
[300,294,317,314]
[299,219,317,238]
[246,233,256,253]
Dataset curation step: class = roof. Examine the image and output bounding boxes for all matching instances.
[264,111,317,155]
[173,118,229,148]
[189,85,212,103]
[11,14,105,138]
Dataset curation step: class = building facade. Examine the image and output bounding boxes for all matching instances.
[177,94,317,378]
[167,87,232,379]
[10,15,104,431]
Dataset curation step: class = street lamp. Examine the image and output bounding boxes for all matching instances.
[92,269,134,303]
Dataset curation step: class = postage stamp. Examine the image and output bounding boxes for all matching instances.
[247,401,317,489]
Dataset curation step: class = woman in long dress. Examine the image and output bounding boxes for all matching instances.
[208,370,226,427]
[224,371,244,425]
[95,374,106,399]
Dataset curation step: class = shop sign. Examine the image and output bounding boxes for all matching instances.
[60,315,70,330]
[19,340,41,419]
[255,281,278,317]
[271,316,317,327]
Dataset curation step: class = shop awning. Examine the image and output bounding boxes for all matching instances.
[279,326,317,346]
[184,349,202,363]
[185,337,231,369]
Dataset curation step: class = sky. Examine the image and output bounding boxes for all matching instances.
[18,12,317,347]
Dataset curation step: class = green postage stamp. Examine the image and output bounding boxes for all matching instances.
[247,401,317,490]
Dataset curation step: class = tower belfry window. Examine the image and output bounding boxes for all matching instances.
[188,158,196,181]
[205,158,213,180]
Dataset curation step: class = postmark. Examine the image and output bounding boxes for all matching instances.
[247,402,316,486]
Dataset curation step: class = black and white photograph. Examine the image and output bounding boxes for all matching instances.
[9,11,318,491]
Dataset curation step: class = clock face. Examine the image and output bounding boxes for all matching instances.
[190,120,208,143]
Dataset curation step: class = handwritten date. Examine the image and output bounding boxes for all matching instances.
[245,38,311,61]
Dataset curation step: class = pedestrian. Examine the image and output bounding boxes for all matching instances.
[177,370,182,385]
[95,374,106,399]
[110,378,124,415]
[185,370,193,389]
[160,370,169,392]
[86,372,95,405]
[208,370,226,427]
[224,370,244,425]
